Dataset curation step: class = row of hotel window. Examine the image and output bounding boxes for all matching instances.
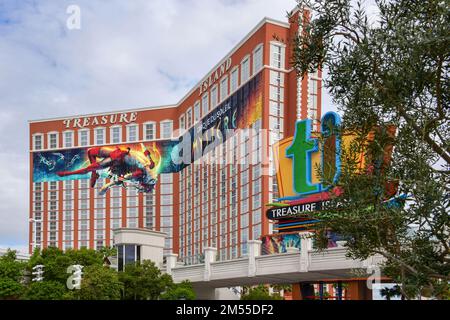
[32,121,169,151]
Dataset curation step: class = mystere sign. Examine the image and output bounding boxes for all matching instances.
[266,200,331,220]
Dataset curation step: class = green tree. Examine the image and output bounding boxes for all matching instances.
[23,281,67,300]
[380,285,402,300]
[0,278,23,300]
[271,284,292,294]
[119,260,174,300]
[65,247,105,267]
[240,285,283,300]
[292,0,449,299]
[70,265,122,300]
[25,247,118,300]
[0,250,26,299]
[27,247,72,285]
[160,280,196,300]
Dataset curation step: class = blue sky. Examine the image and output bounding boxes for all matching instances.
[0,0,382,252]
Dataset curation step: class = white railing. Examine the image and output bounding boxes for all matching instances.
[165,238,383,286]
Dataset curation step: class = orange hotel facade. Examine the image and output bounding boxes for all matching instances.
[28,8,322,265]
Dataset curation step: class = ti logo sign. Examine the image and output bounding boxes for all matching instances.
[274,112,341,201]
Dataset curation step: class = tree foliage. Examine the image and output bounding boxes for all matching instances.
[240,285,283,300]
[27,247,105,285]
[292,0,449,299]
[2,248,194,300]
[23,281,68,300]
[70,265,122,300]
[160,280,196,300]
[380,285,402,300]
[0,250,26,299]
[119,260,174,300]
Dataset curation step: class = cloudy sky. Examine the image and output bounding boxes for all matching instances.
[0,0,381,253]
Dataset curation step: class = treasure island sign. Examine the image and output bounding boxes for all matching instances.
[268,111,397,232]
[268,112,362,231]
[63,112,138,129]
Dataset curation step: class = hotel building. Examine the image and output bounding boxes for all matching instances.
[28,7,322,264]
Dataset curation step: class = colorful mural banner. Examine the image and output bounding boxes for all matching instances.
[261,231,345,255]
[32,141,178,183]
[33,72,262,185]
[260,233,302,255]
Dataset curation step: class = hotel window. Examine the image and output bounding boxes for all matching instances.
[240,198,249,214]
[241,229,249,254]
[186,108,192,128]
[241,55,250,83]
[78,129,90,146]
[63,131,73,148]
[253,223,261,240]
[270,70,285,87]
[239,214,249,230]
[117,244,141,271]
[161,205,172,218]
[253,44,263,74]
[270,42,285,69]
[127,124,138,142]
[220,76,228,102]
[161,183,173,194]
[179,115,185,132]
[160,173,173,184]
[194,101,200,122]
[253,178,261,194]
[270,86,284,102]
[94,128,105,145]
[230,67,239,93]
[160,120,173,139]
[252,194,261,209]
[308,77,319,123]
[201,93,209,116]
[127,207,138,228]
[144,122,155,140]
[270,101,284,117]
[110,126,122,144]
[270,116,284,134]
[252,210,261,225]
[48,132,58,149]
[33,134,43,151]
[253,164,262,180]
[210,86,218,109]
[145,195,155,230]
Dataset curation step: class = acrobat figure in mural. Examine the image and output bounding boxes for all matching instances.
[56,144,158,194]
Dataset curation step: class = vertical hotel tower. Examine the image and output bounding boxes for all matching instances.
[29,8,322,264]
